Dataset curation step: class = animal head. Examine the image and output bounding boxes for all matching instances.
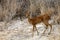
[25,10,30,17]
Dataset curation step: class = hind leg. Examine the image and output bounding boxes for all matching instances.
[43,21,51,34]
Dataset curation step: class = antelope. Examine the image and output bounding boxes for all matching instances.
[26,9,54,36]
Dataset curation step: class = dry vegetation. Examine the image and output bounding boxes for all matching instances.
[0,0,60,23]
[0,0,60,40]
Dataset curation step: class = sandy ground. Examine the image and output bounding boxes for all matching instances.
[0,19,60,40]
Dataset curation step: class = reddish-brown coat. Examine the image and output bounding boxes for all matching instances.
[26,10,52,36]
